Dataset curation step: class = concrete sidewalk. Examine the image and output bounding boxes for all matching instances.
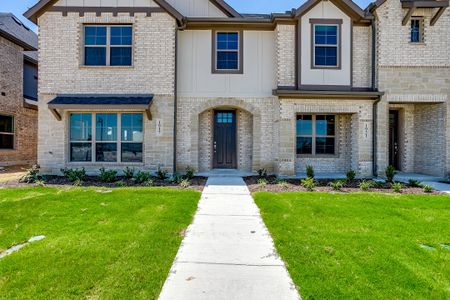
[158,177,300,300]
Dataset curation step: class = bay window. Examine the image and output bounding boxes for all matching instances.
[69,113,143,163]
[297,115,336,155]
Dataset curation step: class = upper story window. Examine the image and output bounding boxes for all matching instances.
[297,115,336,156]
[311,20,341,69]
[84,25,133,66]
[212,31,243,74]
[410,18,424,43]
[0,115,14,150]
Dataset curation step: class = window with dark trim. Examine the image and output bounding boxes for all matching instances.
[297,115,336,155]
[410,18,424,43]
[0,115,14,149]
[69,113,143,163]
[309,19,342,69]
[83,25,132,66]
[212,31,243,74]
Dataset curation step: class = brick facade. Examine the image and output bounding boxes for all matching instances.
[0,36,37,166]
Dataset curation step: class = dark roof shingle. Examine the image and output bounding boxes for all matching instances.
[0,13,37,50]
[48,95,154,106]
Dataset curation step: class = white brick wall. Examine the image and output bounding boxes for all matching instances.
[275,24,296,88]
[352,26,372,88]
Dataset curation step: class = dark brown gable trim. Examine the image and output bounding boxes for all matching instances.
[24,0,184,24]
[295,0,367,22]
[210,0,241,18]
[49,6,166,17]
[211,29,244,74]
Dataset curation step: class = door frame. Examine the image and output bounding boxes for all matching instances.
[213,110,238,169]
[389,109,400,170]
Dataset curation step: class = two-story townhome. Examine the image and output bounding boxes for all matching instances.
[0,13,39,167]
[24,0,449,178]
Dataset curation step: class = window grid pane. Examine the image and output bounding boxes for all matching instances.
[96,114,117,142]
[70,113,92,141]
[411,19,421,43]
[314,24,338,67]
[0,115,14,133]
[296,115,336,156]
[216,32,239,70]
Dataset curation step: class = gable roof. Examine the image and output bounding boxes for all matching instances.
[24,0,240,24]
[0,13,37,50]
[295,0,367,21]
[24,0,185,24]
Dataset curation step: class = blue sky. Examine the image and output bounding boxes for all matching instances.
[5,0,373,32]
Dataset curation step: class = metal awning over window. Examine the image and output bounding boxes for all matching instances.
[47,94,154,121]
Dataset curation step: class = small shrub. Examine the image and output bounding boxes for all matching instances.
[329,180,345,191]
[423,185,434,193]
[278,180,290,190]
[301,177,315,191]
[99,168,117,183]
[257,168,268,179]
[408,179,423,188]
[115,180,126,187]
[134,171,152,184]
[346,169,356,182]
[359,180,373,191]
[391,182,403,193]
[179,179,190,189]
[185,166,195,180]
[372,180,385,189]
[20,165,42,183]
[385,165,397,183]
[171,173,183,184]
[35,179,46,187]
[306,165,315,179]
[73,179,82,187]
[257,178,268,189]
[144,179,154,187]
[123,167,135,179]
[156,167,168,180]
[61,168,86,182]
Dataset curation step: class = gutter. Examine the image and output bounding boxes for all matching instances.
[173,26,179,174]
[371,15,380,177]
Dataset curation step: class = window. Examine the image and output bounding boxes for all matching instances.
[84,25,132,66]
[312,23,340,68]
[297,115,336,155]
[410,18,423,43]
[69,113,143,163]
[213,31,242,73]
[0,115,14,150]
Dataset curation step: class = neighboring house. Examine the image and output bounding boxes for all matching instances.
[0,13,38,167]
[24,0,449,177]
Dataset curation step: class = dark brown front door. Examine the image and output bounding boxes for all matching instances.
[389,110,400,169]
[213,110,237,169]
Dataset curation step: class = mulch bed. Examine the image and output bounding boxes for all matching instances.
[244,176,442,195]
[1,176,208,192]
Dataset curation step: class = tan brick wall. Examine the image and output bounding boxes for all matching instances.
[37,12,176,174]
[0,37,38,166]
[275,24,296,88]
[176,97,278,173]
[352,26,372,88]
[278,99,374,177]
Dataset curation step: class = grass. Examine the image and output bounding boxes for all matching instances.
[254,192,450,299]
[0,187,201,299]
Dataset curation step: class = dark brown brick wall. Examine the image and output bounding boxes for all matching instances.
[0,36,37,166]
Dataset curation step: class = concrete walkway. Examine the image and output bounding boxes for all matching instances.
[159,177,300,300]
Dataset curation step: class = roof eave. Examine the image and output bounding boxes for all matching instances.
[0,29,37,50]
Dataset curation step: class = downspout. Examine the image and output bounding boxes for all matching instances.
[173,20,187,175]
[371,16,379,177]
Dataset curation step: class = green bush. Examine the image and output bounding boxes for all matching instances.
[20,165,42,183]
[257,169,268,179]
[179,179,190,189]
[123,167,135,179]
[156,167,168,180]
[408,179,423,188]
[301,177,315,191]
[99,168,117,183]
[134,171,152,184]
[306,165,315,179]
[171,173,183,184]
[185,166,195,180]
[115,180,126,187]
[258,178,268,189]
[144,179,154,187]
[391,182,403,193]
[423,185,434,193]
[329,180,345,191]
[61,168,86,182]
[385,165,397,183]
[359,180,373,191]
[278,180,290,190]
[346,169,356,182]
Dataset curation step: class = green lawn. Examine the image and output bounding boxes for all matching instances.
[254,192,450,299]
[0,187,201,299]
